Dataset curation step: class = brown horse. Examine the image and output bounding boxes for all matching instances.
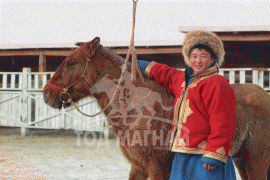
[43,37,270,180]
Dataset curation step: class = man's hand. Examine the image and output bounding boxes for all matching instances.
[203,163,216,171]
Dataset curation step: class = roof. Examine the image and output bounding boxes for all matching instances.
[178,25,270,33]
[178,25,270,42]
[0,40,183,50]
[1,25,269,51]
[0,42,77,50]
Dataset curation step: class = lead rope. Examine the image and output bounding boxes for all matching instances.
[130,0,144,83]
[68,0,142,118]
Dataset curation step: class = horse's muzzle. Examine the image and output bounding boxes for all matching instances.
[43,92,50,104]
[44,91,68,109]
[43,92,59,108]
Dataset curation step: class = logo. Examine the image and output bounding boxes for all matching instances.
[75,68,189,149]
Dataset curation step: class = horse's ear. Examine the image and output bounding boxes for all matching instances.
[85,37,100,54]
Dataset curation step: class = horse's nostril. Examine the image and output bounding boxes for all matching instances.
[43,92,50,103]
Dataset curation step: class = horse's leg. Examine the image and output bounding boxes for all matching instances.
[234,146,269,180]
[119,145,149,180]
[128,165,148,180]
[246,151,269,180]
[147,161,170,180]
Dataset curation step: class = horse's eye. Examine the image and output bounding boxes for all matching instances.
[67,62,78,67]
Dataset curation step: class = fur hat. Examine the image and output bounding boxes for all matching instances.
[182,30,225,67]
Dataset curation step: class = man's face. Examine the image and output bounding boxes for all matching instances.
[189,48,215,74]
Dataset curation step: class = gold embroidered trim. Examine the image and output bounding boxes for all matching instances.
[203,151,228,164]
[170,86,189,150]
[181,82,185,88]
[189,72,219,89]
[145,61,156,77]
[171,147,205,154]
[173,98,182,122]
[182,99,193,123]
[195,65,218,78]
[187,82,198,89]
[171,148,231,160]
[198,141,207,149]
[171,147,230,164]
[178,90,188,124]
[178,138,186,147]
[216,147,226,156]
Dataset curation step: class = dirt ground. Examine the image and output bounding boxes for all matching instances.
[0,127,242,180]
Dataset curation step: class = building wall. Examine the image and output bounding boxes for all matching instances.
[0,56,39,72]
[0,40,269,73]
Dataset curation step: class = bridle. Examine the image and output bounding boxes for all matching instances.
[46,47,94,105]
[45,45,129,118]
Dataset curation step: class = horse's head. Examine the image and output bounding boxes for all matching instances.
[43,37,123,109]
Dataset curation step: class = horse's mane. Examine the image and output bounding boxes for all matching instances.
[98,45,132,70]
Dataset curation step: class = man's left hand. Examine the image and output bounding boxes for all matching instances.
[203,163,216,171]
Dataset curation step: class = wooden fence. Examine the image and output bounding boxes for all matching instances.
[178,68,270,91]
[0,67,270,136]
[0,68,108,136]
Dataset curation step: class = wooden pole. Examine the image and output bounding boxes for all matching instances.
[21,67,31,137]
[39,53,46,72]
[39,53,46,81]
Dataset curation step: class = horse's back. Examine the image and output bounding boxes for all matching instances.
[231,83,270,158]
[232,83,270,123]
[232,83,270,104]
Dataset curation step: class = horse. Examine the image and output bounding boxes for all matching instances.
[43,37,270,180]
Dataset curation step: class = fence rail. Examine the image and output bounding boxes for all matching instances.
[0,70,54,91]
[2,68,270,91]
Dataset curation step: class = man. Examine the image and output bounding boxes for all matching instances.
[138,30,236,179]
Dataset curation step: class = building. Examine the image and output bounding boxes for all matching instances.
[0,25,269,73]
